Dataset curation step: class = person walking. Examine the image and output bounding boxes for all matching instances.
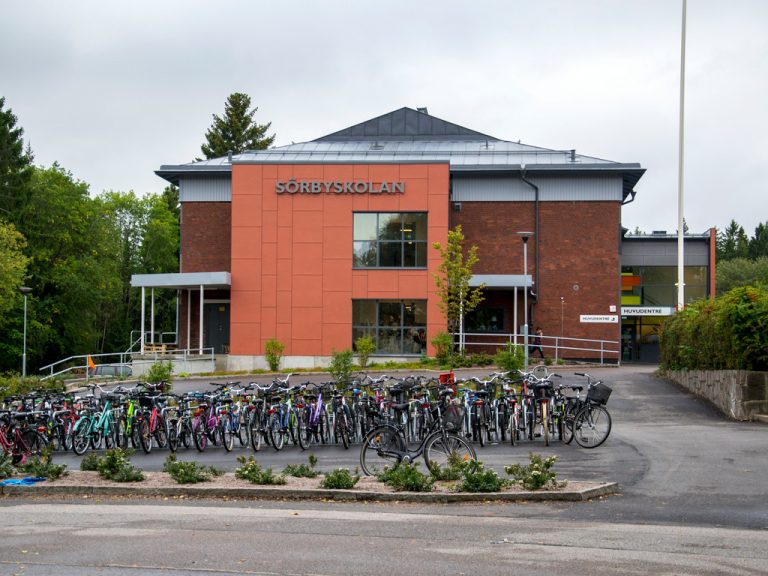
[530,326,545,359]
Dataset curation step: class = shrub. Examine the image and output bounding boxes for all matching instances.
[283,454,319,478]
[329,348,354,385]
[163,454,223,484]
[454,459,506,493]
[95,448,145,482]
[0,454,15,479]
[354,336,376,369]
[145,360,173,392]
[17,445,68,480]
[264,338,285,372]
[505,452,565,491]
[79,452,100,471]
[320,468,359,489]
[471,352,494,367]
[427,451,466,482]
[377,462,434,492]
[495,342,525,372]
[431,332,454,365]
[235,455,286,485]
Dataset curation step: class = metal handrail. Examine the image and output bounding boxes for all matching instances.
[456,332,620,365]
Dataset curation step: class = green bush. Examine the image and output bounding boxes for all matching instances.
[17,445,68,480]
[145,360,173,392]
[94,448,145,482]
[264,338,285,372]
[354,336,376,369]
[320,468,359,489]
[427,451,466,482]
[377,462,434,492]
[79,452,100,471]
[661,286,768,370]
[455,459,506,493]
[505,452,565,491]
[0,454,16,479]
[431,332,454,365]
[471,352,494,367]
[494,342,525,373]
[163,454,223,484]
[283,454,319,478]
[329,348,354,385]
[235,455,286,485]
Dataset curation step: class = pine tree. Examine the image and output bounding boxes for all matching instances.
[716,220,750,262]
[0,96,34,221]
[199,93,275,160]
[749,222,768,260]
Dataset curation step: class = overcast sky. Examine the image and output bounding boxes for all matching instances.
[2,0,766,236]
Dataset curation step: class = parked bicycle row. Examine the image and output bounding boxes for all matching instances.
[0,369,613,464]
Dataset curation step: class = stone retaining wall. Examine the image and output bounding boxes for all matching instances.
[662,369,768,421]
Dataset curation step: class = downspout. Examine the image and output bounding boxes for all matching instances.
[520,166,540,326]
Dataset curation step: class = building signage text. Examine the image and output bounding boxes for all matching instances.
[276,180,405,195]
[580,314,619,324]
[621,306,674,316]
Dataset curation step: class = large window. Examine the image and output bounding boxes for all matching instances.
[352,300,427,355]
[353,213,427,268]
[621,266,708,306]
[465,307,504,333]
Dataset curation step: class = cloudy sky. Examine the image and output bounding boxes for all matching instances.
[2,0,766,236]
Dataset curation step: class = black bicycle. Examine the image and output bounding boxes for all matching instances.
[562,373,613,448]
[359,388,476,475]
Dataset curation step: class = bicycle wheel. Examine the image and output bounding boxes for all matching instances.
[236,413,249,447]
[297,412,309,451]
[103,420,116,450]
[573,404,612,448]
[268,412,285,451]
[139,418,152,454]
[424,432,476,471]
[250,412,264,452]
[219,414,234,452]
[180,419,192,449]
[335,413,350,450]
[193,416,208,452]
[72,420,91,455]
[167,419,178,453]
[154,414,169,449]
[359,426,406,476]
[319,410,330,444]
[509,407,518,446]
[562,401,578,444]
[19,429,46,458]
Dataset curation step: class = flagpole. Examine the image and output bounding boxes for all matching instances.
[677,0,687,310]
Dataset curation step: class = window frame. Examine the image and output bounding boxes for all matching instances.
[352,212,428,269]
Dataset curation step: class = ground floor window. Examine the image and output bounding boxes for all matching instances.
[352,299,427,355]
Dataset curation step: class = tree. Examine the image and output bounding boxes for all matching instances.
[748,222,768,260]
[0,220,28,318]
[432,225,485,351]
[717,257,768,294]
[199,93,275,159]
[716,220,750,262]
[0,97,34,221]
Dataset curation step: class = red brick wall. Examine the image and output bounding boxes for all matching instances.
[181,202,231,272]
[454,201,621,355]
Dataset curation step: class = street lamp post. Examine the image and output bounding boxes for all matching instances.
[19,286,32,378]
[517,232,534,370]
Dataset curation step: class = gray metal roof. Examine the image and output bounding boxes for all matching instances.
[156,107,644,195]
[131,271,231,290]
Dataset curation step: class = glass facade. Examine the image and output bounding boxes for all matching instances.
[352,299,427,355]
[353,213,428,268]
[621,266,708,307]
[464,307,505,333]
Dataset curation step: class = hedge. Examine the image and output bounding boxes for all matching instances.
[660,286,768,371]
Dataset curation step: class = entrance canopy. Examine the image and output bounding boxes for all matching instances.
[131,271,231,290]
[469,274,532,288]
[130,272,231,354]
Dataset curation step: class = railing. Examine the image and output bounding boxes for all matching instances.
[456,332,620,365]
[39,347,215,381]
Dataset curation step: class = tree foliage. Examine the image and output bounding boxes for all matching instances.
[716,257,768,294]
[0,97,34,221]
[660,285,768,371]
[432,225,484,333]
[0,220,28,317]
[200,93,275,159]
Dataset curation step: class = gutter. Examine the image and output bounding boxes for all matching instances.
[520,166,540,323]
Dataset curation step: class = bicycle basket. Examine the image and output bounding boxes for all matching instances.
[442,402,465,432]
[587,383,612,405]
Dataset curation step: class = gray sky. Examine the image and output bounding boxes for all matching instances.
[2,0,766,236]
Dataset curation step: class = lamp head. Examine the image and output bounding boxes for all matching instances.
[19,286,32,295]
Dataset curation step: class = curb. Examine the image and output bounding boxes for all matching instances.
[0,482,619,503]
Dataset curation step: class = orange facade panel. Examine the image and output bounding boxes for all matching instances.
[229,163,450,356]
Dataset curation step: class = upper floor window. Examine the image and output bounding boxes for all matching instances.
[353,213,427,268]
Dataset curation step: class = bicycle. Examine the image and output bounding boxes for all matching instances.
[0,410,46,465]
[563,373,613,448]
[359,388,476,476]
